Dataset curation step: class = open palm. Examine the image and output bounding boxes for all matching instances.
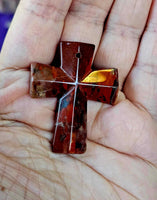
[0,0,157,199]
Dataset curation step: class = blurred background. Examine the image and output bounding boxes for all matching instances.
[0,0,19,51]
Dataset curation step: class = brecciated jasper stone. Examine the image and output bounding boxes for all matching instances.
[30,41,119,154]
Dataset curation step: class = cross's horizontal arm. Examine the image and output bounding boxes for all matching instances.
[30,63,74,98]
[80,68,119,104]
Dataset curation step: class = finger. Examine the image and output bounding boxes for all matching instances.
[94,0,152,88]
[61,0,114,51]
[87,0,155,161]
[59,0,118,145]
[0,0,72,68]
[0,0,72,131]
[124,1,157,119]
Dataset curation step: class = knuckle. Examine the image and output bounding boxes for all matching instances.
[68,0,108,25]
[21,0,68,22]
[106,22,141,40]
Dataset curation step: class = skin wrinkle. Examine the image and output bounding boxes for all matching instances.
[87,139,134,159]
[106,22,141,39]
[68,0,110,25]
[0,118,52,133]
[128,92,152,115]
[133,98,156,119]
[82,182,101,200]
[1,127,59,166]
[132,0,138,11]
[15,148,113,198]
[0,134,120,199]
[98,100,157,162]
[0,122,156,198]
[0,163,39,199]
[52,160,71,200]
[0,66,30,72]
[0,87,29,110]
[0,100,55,130]
[0,153,68,199]
[88,138,157,169]
[0,123,51,146]
[72,144,155,200]
[71,0,111,15]
[125,66,157,117]
[68,10,105,26]
[0,155,8,192]
[68,158,121,200]
[15,135,48,156]
[70,153,139,200]
[1,128,43,152]
[7,165,22,199]
[20,0,70,22]
[73,0,108,10]
[1,78,23,90]
[3,165,22,200]
[72,161,83,198]
[23,164,41,200]
[111,184,138,200]
[135,61,157,75]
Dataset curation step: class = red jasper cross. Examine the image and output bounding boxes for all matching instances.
[30,42,118,154]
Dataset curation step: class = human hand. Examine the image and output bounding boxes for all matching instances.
[0,0,157,199]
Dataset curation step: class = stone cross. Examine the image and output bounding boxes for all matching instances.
[30,42,118,154]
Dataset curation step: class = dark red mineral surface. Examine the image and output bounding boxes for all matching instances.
[30,41,118,154]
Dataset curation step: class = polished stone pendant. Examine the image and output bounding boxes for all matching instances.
[30,41,118,154]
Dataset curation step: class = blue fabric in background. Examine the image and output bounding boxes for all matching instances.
[0,12,13,51]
